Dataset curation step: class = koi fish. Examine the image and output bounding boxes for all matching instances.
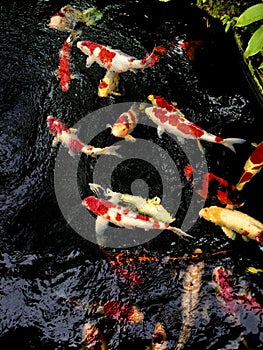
[199,206,263,243]
[81,322,108,350]
[178,40,204,61]
[82,196,191,239]
[107,103,142,141]
[47,116,121,157]
[144,106,246,153]
[147,94,179,112]
[89,183,176,224]
[57,30,79,92]
[77,41,166,73]
[236,141,263,191]
[48,5,102,32]
[98,71,121,97]
[176,248,204,350]
[212,266,238,317]
[146,322,168,350]
[246,267,263,274]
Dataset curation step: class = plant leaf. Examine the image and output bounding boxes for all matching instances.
[244,25,263,57]
[236,3,263,27]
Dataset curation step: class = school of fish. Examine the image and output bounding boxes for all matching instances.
[45,5,263,349]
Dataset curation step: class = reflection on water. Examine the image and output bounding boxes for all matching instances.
[0,0,262,349]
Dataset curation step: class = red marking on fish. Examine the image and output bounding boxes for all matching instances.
[152,107,170,123]
[136,214,150,221]
[47,116,69,135]
[236,294,263,314]
[68,138,85,152]
[115,213,122,221]
[256,231,263,243]
[184,164,194,181]
[98,47,116,65]
[179,40,204,61]
[149,95,178,112]
[98,81,108,89]
[82,196,115,216]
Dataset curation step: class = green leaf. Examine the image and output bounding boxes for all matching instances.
[235,3,263,27]
[258,62,263,69]
[244,25,263,57]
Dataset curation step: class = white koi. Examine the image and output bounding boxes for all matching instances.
[176,248,204,350]
[199,206,263,243]
[47,116,121,157]
[144,106,246,153]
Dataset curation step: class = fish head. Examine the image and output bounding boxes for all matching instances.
[111,123,129,137]
[77,41,95,56]
[48,13,67,31]
[47,116,66,135]
[82,196,115,216]
[152,322,167,344]
[199,206,220,224]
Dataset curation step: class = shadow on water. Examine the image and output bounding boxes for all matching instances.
[0,0,263,349]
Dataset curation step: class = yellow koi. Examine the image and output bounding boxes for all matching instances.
[199,206,263,243]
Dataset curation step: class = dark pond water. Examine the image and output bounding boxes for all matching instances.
[0,0,263,349]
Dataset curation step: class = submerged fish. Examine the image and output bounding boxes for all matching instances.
[81,322,108,350]
[199,206,263,243]
[98,71,121,97]
[176,248,204,350]
[236,141,263,191]
[47,116,121,157]
[89,183,176,224]
[107,103,142,141]
[77,41,165,73]
[144,106,246,153]
[48,5,102,32]
[56,30,80,92]
[146,322,168,350]
[82,196,191,241]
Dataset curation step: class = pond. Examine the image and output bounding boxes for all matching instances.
[0,0,262,349]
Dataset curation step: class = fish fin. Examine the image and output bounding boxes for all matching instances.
[68,149,76,157]
[222,226,236,240]
[221,138,246,153]
[106,124,112,129]
[197,139,205,153]
[157,126,165,138]
[69,128,78,134]
[124,134,136,142]
[85,56,95,68]
[89,183,106,197]
[251,142,258,147]
[169,226,193,239]
[52,137,59,147]
[242,235,250,242]
[96,145,122,158]
[147,197,161,205]
[95,216,109,245]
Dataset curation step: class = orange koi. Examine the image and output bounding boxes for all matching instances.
[236,141,263,191]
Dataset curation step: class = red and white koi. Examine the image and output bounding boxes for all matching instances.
[199,206,263,243]
[98,71,121,97]
[57,31,79,92]
[176,248,204,350]
[47,116,121,157]
[82,196,191,238]
[236,141,263,191]
[146,322,168,350]
[144,106,246,153]
[77,40,166,73]
[81,322,108,350]
[48,5,103,32]
[107,103,142,141]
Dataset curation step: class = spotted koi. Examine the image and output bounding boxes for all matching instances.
[144,106,246,153]
[47,116,121,157]
[176,248,204,350]
[82,196,192,239]
[48,5,102,32]
[236,141,263,191]
[107,103,142,141]
[98,71,121,97]
[77,40,166,73]
[81,322,108,350]
[199,206,263,243]
[57,31,79,92]
[146,322,168,350]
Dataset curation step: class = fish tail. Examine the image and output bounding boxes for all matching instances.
[221,138,246,153]
[97,145,122,158]
[80,7,103,26]
[169,226,193,239]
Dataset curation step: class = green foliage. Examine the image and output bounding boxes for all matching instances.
[235,3,263,64]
